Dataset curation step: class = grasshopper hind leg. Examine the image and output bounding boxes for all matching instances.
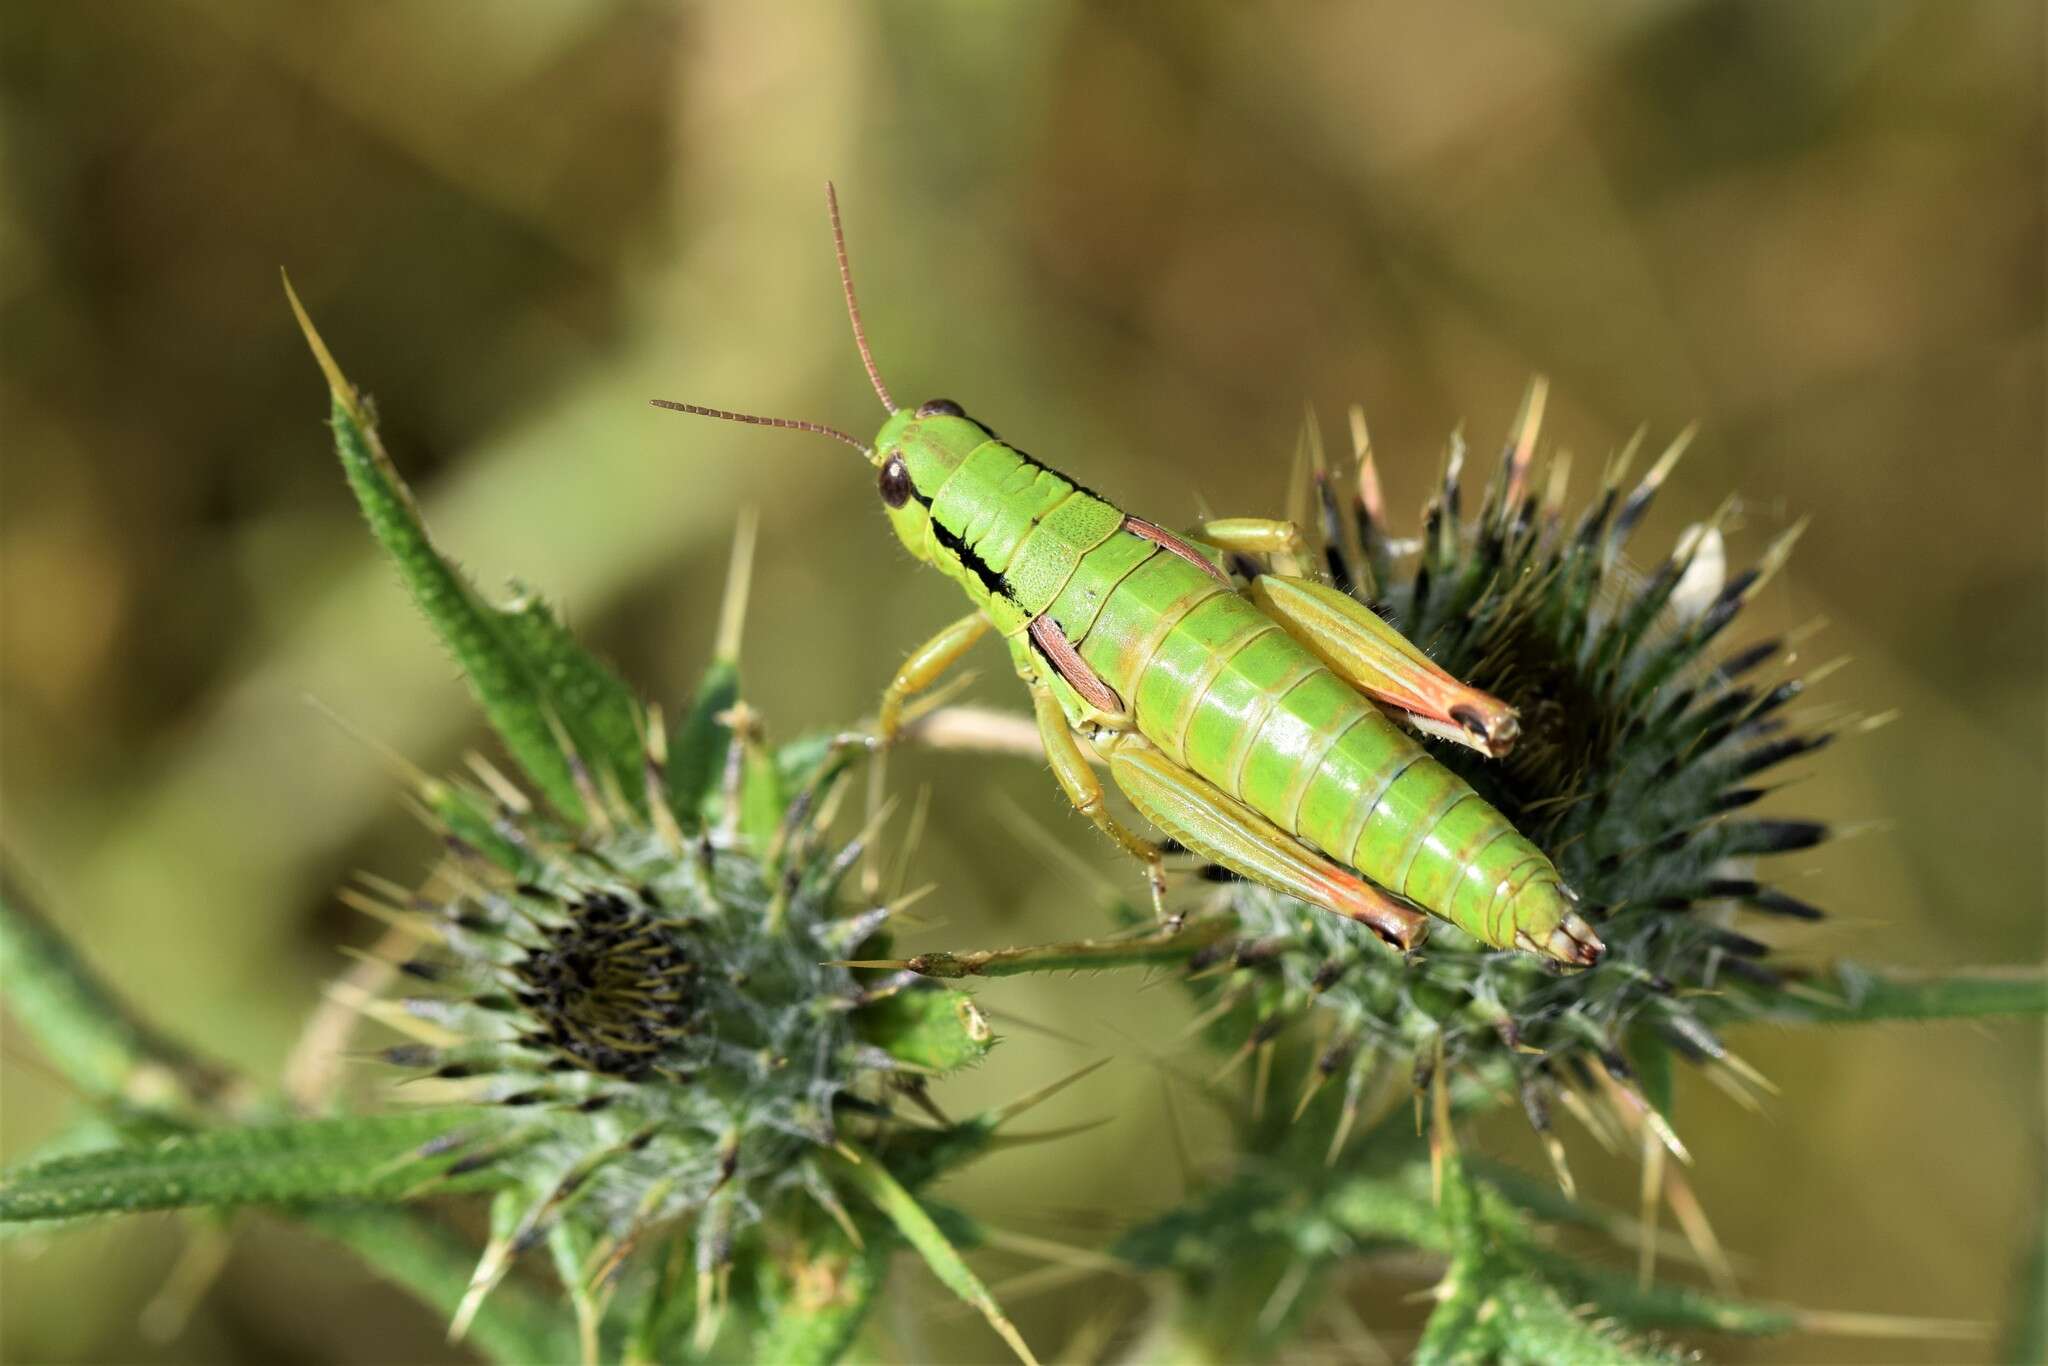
[1100,736,1428,952]
[1249,574,1521,759]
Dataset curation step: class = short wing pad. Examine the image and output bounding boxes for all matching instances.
[1028,614,1124,715]
[1123,516,1234,588]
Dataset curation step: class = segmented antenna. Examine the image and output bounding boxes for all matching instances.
[826,181,897,414]
[649,400,871,456]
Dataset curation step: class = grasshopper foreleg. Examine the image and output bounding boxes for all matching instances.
[1028,684,1171,921]
[864,612,993,898]
[1100,737,1428,952]
[878,611,990,744]
[1250,574,1521,758]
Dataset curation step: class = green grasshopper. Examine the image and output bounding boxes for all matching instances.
[655,187,1600,966]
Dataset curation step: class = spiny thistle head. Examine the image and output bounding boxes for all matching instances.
[286,286,1038,1359]
[371,729,978,1341]
[1193,383,1856,1168]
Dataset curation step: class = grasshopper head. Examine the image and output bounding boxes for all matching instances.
[873,399,997,564]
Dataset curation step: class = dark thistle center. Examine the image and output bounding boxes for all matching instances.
[512,892,698,1078]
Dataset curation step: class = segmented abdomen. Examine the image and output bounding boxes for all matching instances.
[1067,539,1562,945]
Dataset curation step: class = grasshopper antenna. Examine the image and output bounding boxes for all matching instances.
[649,400,872,458]
[827,181,897,414]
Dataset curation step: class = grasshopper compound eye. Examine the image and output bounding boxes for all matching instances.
[878,454,914,508]
[916,398,964,418]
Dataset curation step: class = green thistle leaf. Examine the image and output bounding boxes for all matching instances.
[0,1109,504,1222]
[495,590,650,812]
[288,276,645,825]
[1419,1156,1685,1366]
[0,867,225,1112]
[829,1142,1037,1365]
[1466,1276,1689,1365]
[668,509,755,830]
[670,656,741,829]
[1544,1263,1799,1339]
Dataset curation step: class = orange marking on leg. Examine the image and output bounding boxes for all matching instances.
[1316,870,1427,951]
[1124,516,1234,587]
[1028,615,1124,714]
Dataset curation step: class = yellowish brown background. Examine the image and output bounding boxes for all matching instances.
[1,3,2041,1362]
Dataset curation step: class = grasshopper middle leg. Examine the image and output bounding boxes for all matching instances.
[864,611,991,898]
[1028,684,1171,920]
[1249,574,1520,757]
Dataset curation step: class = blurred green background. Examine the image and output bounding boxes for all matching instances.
[2,2,2041,1362]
